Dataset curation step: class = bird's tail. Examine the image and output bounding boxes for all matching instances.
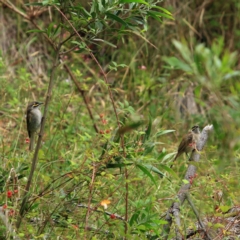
[29,132,35,151]
[170,152,179,168]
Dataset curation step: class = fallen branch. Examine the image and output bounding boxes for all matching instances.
[162,124,213,239]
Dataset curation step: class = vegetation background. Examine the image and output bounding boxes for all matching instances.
[0,0,240,239]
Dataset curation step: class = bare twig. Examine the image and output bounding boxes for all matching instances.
[78,204,124,221]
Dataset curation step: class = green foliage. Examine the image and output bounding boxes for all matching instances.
[1,0,240,239]
[164,38,240,89]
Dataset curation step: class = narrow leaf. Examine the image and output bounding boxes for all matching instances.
[106,12,127,26]
[27,29,46,33]
[143,116,152,142]
[148,10,174,20]
[136,164,157,186]
[118,121,143,135]
[156,129,175,137]
[93,38,117,48]
[142,164,168,179]
[152,6,172,15]
[119,0,149,5]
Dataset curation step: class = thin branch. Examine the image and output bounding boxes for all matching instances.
[78,204,124,221]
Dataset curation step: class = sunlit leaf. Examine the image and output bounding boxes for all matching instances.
[172,40,192,64]
[163,56,192,72]
[152,6,172,15]
[119,0,149,5]
[162,152,176,162]
[148,10,174,20]
[156,129,175,137]
[93,38,117,48]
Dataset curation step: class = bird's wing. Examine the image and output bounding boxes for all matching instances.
[26,110,32,138]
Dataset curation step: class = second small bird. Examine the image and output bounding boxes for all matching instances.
[171,125,200,168]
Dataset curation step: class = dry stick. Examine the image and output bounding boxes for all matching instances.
[16,47,61,229]
[162,125,213,240]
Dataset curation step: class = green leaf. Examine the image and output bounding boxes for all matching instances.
[156,129,175,137]
[146,11,162,23]
[129,211,141,226]
[219,205,231,213]
[119,0,149,5]
[152,6,172,15]
[27,29,46,33]
[142,164,167,179]
[148,10,174,20]
[182,179,189,184]
[118,121,143,135]
[172,40,192,64]
[136,164,157,186]
[143,116,152,142]
[163,56,192,72]
[213,223,225,229]
[143,142,155,155]
[71,41,86,49]
[162,152,176,162]
[106,12,128,26]
[93,38,117,48]
[158,164,178,179]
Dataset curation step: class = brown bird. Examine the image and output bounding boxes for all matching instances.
[171,125,200,168]
[26,101,43,151]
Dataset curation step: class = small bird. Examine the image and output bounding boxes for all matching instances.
[171,125,200,168]
[26,101,43,151]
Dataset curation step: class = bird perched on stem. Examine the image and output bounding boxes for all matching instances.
[171,125,200,168]
[26,101,43,151]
